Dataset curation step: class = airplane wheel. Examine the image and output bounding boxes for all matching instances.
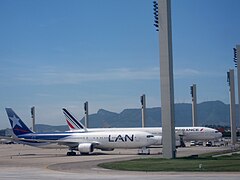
[67,151,76,156]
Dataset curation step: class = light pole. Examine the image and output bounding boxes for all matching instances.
[233,45,240,131]
[190,84,197,127]
[154,0,176,159]
[84,101,89,128]
[141,94,146,127]
[227,69,237,145]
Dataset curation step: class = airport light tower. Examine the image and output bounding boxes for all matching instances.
[227,69,237,145]
[154,0,176,158]
[84,101,89,128]
[141,94,146,127]
[31,106,36,132]
[233,45,240,130]
[190,84,197,127]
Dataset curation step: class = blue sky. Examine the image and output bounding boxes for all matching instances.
[0,0,240,129]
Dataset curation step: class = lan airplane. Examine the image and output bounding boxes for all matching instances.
[63,108,222,142]
[5,108,159,156]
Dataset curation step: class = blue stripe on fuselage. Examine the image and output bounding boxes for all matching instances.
[18,132,72,141]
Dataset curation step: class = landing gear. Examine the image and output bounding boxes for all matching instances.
[179,135,186,147]
[138,147,150,155]
[67,151,76,156]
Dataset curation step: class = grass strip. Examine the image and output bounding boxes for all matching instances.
[98,153,240,172]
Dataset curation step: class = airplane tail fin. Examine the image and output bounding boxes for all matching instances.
[62,108,88,132]
[5,108,33,136]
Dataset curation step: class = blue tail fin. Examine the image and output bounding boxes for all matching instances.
[5,108,33,136]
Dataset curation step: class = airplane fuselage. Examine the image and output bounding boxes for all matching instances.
[68,127,222,142]
[63,108,222,142]
[17,131,159,149]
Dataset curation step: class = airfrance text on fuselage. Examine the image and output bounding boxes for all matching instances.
[175,128,203,132]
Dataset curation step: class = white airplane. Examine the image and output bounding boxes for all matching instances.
[0,138,14,144]
[63,108,222,143]
[5,108,160,156]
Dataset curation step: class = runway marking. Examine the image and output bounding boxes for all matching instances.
[92,167,110,171]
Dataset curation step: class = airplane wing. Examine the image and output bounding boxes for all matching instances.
[0,136,13,140]
[16,137,100,149]
[0,135,19,141]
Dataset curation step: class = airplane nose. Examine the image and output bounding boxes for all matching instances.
[152,135,162,145]
[218,132,223,138]
[146,135,162,145]
[214,132,222,139]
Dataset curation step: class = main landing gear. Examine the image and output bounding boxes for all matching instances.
[67,151,76,156]
[179,135,186,147]
[138,147,150,155]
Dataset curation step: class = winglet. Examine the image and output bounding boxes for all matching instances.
[62,108,88,132]
[5,108,33,136]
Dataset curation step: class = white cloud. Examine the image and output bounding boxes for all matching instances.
[1,65,225,86]
[14,67,160,85]
[174,68,224,79]
[174,68,201,78]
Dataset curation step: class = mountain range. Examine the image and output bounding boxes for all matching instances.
[0,100,234,134]
[83,100,232,128]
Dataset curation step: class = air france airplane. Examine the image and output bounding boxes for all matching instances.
[63,108,222,142]
[5,108,159,156]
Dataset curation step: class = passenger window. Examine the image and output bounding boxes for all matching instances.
[147,135,154,138]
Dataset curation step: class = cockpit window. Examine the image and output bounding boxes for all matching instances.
[147,135,154,138]
[215,131,219,133]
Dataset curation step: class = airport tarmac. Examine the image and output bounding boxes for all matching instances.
[0,144,240,180]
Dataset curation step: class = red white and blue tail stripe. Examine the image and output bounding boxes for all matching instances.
[62,108,88,132]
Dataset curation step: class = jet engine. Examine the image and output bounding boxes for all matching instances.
[78,143,94,154]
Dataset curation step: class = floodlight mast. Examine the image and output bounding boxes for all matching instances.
[141,94,146,127]
[31,106,36,132]
[154,0,176,159]
[227,69,237,145]
[84,101,89,128]
[190,84,197,127]
[234,45,240,130]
